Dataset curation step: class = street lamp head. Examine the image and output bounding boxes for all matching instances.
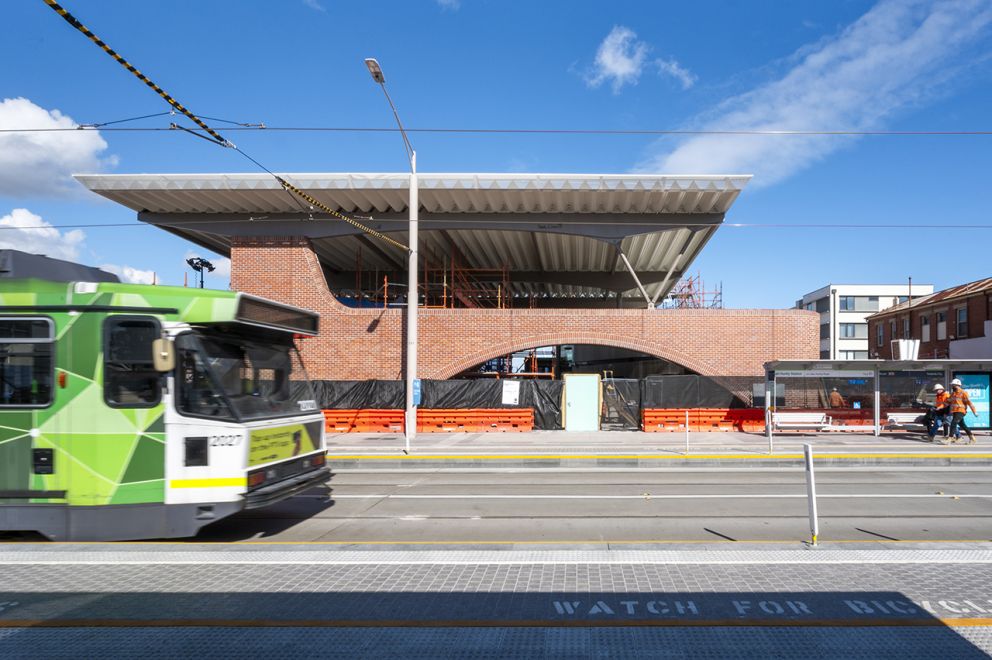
[364,58,385,84]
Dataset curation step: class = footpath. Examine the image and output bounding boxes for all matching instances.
[325,430,992,469]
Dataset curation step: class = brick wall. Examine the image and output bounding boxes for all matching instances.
[231,237,820,387]
[868,293,992,359]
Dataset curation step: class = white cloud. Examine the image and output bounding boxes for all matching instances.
[639,0,992,186]
[301,0,325,11]
[99,263,156,284]
[0,208,84,261]
[585,26,696,94]
[0,97,116,197]
[656,58,696,90]
[436,0,460,9]
[586,26,650,93]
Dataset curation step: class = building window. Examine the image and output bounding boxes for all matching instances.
[902,317,911,339]
[956,307,968,338]
[840,350,869,360]
[815,298,830,313]
[876,323,884,347]
[103,317,162,408]
[840,323,867,339]
[819,323,831,340]
[839,296,879,312]
[889,320,896,341]
[0,317,54,407]
[921,315,930,343]
[804,302,814,311]
[937,311,947,341]
[819,350,830,359]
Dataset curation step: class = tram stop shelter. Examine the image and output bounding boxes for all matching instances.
[763,360,992,438]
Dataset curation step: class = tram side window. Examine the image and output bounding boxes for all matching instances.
[0,318,54,407]
[104,317,161,407]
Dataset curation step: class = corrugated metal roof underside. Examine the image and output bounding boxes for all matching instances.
[79,173,747,300]
[76,173,750,215]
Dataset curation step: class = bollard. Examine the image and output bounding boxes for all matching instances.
[766,406,774,455]
[804,443,819,545]
[685,409,690,455]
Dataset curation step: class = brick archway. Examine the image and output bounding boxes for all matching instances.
[230,237,820,384]
[435,335,712,380]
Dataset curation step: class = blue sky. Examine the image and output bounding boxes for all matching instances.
[1,0,991,306]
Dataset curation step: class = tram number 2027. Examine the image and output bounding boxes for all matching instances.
[209,434,241,447]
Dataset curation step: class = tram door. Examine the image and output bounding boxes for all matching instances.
[563,373,601,432]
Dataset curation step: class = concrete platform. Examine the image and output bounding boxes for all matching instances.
[1,545,990,658]
[326,430,992,468]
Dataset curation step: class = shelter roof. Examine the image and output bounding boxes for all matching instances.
[76,173,750,215]
[76,173,751,302]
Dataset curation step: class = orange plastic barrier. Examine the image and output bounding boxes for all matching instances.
[642,409,765,433]
[323,408,534,433]
[418,408,534,433]
[323,409,404,433]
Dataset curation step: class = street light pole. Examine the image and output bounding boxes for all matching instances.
[406,151,418,452]
[365,58,418,451]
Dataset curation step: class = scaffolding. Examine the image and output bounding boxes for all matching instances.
[660,273,723,309]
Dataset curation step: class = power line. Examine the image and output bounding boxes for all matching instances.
[4,221,992,231]
[38,0,407,252]
[3,125,992,136]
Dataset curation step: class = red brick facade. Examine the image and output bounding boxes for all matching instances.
[868,286,992,359]
[231,237,819,386]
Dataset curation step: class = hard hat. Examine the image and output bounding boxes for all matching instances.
[951,378,962,387]
[933,383,944,391]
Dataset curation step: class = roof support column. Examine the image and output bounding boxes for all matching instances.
[615,245,654,309]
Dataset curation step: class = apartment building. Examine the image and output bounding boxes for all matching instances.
[795,283,933,360]
[868,278,992,359]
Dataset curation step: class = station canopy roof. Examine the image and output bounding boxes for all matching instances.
[77,173,751,302]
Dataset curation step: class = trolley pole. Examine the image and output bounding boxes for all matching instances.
[804,443,819,545]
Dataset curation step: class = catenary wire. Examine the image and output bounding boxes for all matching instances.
[38,0,408,252]
[3,221,992,231]
[2,126,992,135]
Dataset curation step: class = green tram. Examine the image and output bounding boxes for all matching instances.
[0,279,328,540]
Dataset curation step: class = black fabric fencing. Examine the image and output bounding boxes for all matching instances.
[640,375,746,409]
[315,379,564,430]
[601,378,640,430]
[314,375,748,431]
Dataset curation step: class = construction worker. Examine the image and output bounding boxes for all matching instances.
[829,387,846,408]
[947,378,978,444]
[927,383,950,442]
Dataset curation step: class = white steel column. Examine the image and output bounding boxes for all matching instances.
[405,151,418,449]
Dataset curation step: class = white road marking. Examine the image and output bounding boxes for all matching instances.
[328,493,992,499]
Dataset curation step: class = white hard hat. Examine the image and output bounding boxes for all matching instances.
[951,378,962,387]
[933,383,944,391]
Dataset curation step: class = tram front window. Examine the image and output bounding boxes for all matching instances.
[176,332,318,422]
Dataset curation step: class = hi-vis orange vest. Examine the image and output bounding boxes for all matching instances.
[936,390,950,408]
[948,388,972,415]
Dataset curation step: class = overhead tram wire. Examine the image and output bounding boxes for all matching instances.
[3,125,992,136]
[39,0,408,253]
[3,220,992,232]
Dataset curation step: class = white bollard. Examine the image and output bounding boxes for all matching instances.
[804,443,819,545]
[685,409,690,455]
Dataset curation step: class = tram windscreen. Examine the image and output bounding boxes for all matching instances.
[176,332,318,422]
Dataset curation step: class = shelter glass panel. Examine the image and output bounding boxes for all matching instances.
[880,370,944,411]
